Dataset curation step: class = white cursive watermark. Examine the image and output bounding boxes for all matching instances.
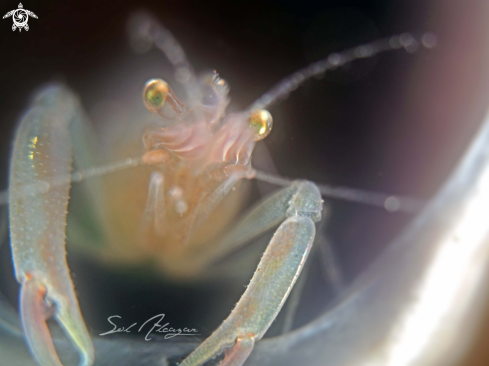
[99,314,200,341]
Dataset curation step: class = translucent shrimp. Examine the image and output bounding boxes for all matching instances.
[4,12,434,366]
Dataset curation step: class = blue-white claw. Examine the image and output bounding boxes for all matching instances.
[9,85,94,366]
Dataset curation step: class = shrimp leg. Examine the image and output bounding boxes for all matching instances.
[9,85,94,366]
[179,181,322,366]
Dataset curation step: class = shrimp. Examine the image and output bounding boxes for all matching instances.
[3,9,473,366]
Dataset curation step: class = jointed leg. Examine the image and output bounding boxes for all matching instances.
[143,171,167,236]
[187,180,321,268]
[181,171,249,247]
[179,181,322,366]
[280,206,330,334]
[318,236,344,294]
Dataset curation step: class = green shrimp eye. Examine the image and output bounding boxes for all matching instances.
[144,79,169,112]
[249,110,273,141]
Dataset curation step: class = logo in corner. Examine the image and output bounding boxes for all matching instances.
[3,3,37,32]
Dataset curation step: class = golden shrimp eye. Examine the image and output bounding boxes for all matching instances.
[249,110,273,141]
[143,79,169,112]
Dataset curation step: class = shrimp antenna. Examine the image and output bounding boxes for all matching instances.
[0,157,143,206]
[252,169,424,214]
[0,32,435,211]
[128,12,201,104]
[0,157,422,213]
[248,32,437,111]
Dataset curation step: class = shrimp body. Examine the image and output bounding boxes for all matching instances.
[4,12,437,366]
[96,74,269,274]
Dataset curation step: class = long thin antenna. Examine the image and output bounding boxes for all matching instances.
[128,12,201,104]
[248,32,437,111]
[0,159,424,213]
[253,170,424,214]
[0,157,142,206]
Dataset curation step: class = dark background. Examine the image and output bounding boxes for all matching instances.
[1,0,489,363]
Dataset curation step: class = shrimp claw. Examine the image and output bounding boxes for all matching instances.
[179,181,321,366]
[9,85,94,366]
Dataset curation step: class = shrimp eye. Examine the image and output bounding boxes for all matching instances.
[249,110,273,141]
[143,79,185,118]
[144,79,169,112]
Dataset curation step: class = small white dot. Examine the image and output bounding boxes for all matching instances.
[400,33,414,47]
[72,172,82,182]
[384,196,401,212]
[39,181,50,194]
[389,36,402,49]
[422,32,437,49]
[400,33,419,53]
[175,200,188,215]
[405,40,419,53]
[355,45,374,58]
[328,53,341,66]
